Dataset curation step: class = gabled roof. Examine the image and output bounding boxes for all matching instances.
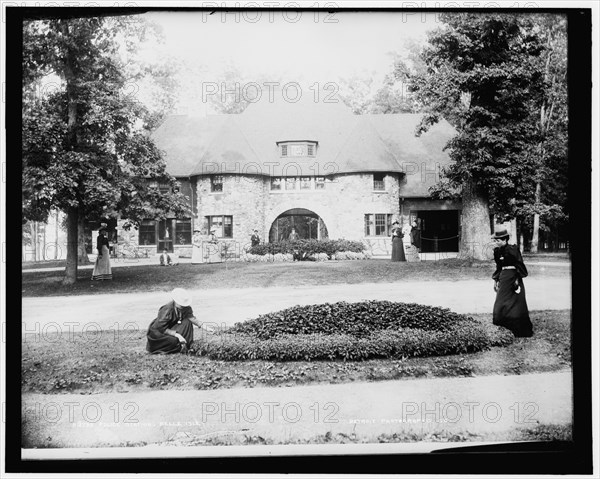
[152,90,456,180]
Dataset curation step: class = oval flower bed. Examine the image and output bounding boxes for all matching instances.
[195,301,514,361]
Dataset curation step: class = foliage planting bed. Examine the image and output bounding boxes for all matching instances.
[197,301,514,361]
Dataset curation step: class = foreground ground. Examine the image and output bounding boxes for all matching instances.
[20,257,573,448]
[22,310,570,394]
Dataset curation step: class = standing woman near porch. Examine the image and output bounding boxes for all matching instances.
[390,220,406,262]
[491,227,533,337]
[91,228,112,280]
[191,227,204,264]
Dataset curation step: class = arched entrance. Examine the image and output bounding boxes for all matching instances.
[269,208,329,242]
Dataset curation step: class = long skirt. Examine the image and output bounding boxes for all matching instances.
[391,237,406,262]
[493,269,533,337]
[146,317,194,354]
[91,245,112,280]
[191,243,204,264]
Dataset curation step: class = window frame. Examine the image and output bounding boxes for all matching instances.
[373,173,385,191]
[206,215,234,239]
[175,218,192,245]
[278,141,318,158]
[270,177,283,190]
[139,220,157,245]
[211,175,224,193]
[364,213,393,237]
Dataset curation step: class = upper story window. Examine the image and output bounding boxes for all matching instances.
[278,141,317,158]
[270,176,331,191]
[373,173,385,191]
[211,175,223,193]
[285,178,297,190]
[271,177,282,190]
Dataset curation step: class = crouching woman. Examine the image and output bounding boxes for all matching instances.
[146,288,203,354]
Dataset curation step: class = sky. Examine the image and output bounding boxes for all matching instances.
[142,10,441,114]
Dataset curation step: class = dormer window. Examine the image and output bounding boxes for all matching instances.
[278,141,317,158]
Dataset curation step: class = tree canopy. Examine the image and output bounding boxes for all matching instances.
[22,14,191,282]
[406,12,567,254]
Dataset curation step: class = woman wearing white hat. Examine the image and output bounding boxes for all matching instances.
[491,227,533,337]
[191,227,205,264]
[146,288,202,354]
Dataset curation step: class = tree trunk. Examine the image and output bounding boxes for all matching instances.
[62,20,83,280]
[530,182,541,253]
[460,179,492,260]
[54,210,59,260]
[78,215,90,264]
[30,222,37,262]
[63,207,79,285]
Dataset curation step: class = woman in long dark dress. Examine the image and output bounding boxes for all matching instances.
[91,228,112,280]
[390,221,406,262]
[146,288,203,354]
[491,227,533,337]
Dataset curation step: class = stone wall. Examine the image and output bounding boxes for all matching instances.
[193,173,402,245]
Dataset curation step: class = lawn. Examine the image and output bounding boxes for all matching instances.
[21,309,571,394]
[21,258,569,297]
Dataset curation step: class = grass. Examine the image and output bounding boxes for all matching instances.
[151,423,573,446]
[21,258,569,297]
[21,310,571,395]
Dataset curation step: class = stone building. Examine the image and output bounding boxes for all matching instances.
[131,92,462,257]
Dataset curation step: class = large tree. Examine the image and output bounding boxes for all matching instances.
[519,14,568,252]
[410,13,547,259]
[22,14,190,284]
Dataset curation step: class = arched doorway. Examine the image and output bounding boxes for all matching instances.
[269,208,329,242]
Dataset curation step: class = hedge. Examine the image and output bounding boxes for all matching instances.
[194,301,515,361]
[196,326,513,361]
[248,239,366,258]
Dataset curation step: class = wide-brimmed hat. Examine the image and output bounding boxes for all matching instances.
[492,227,510,239]
[171,288,192,307]
[193,227,201,232]
[210,227,217,232]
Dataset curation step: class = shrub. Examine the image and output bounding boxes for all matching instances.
[226,301,477,339]
[194,301,514,361]
[248,239,365,258]
[196,326,513,361]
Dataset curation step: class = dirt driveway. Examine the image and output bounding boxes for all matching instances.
[22,278,571,335]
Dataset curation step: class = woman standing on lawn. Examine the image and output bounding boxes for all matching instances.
[91,228,112,280]
[390,220,406,262]
[146,288,203,354]
[191,227,204,264]
[491,227,533,337]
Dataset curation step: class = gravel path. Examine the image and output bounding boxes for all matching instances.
[22,278,571,335]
